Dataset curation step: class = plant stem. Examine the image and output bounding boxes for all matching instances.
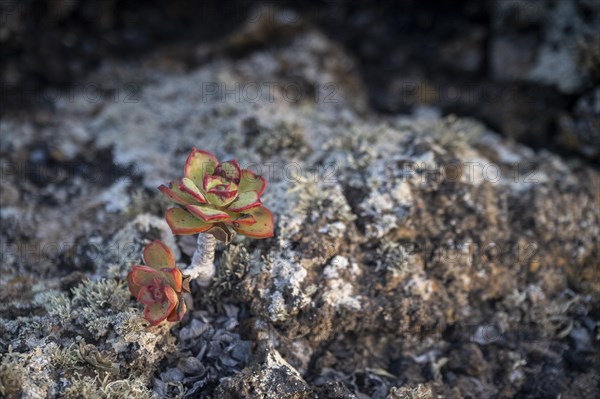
[184,233,216,286]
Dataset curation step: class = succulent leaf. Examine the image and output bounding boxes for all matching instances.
[238,169,266,196]
[143,240,175,270]
[159,181,203,205]
[202,175,239,206]
[160,267,183,292]
[130,265,160,286]
[182,276,191,293]
[185,148,218,186]
[231,213,256,226]
[166,207,212,235]
[127,241,189,326]
[226,190,261,212]
[186,205,232,222]
[203,174,227,191]
[143,285,178,326]
[158,183,189,205]
[137,285,157,305]
[160,149,273,240]
[167,295,187,322]
[205,192,238,207]
[127,273,141,297]
[231,205,274,238]
[214,160,241,184]
[179,177,207,203]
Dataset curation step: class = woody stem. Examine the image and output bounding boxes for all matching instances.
[185,233,216,286]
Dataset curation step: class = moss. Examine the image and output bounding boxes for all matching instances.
[0,316,45,345]
[83,311,122,337]
[577,33,600,79]
[322,132,377,171]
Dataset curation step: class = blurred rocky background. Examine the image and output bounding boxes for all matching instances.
[0,1,599,398]
[2,0,599,162]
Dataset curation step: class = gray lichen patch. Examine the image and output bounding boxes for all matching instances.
[321,256,362,311]
[0,275,173,397]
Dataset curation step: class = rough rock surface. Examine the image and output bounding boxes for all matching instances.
[1,11,599,399]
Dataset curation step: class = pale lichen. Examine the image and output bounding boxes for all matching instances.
[33,289,72,322]
[63,372,152,399]
[295,180,356,225]
[387,384,433,399]
[204,243,251,303]
[49,342,82,369]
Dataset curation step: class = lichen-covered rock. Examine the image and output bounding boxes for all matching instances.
[215,343,313,399]
[0,276,173,398]
[1,7,598,399]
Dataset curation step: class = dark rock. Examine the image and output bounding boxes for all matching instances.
[447,344,487,377]
[215,344,314,399]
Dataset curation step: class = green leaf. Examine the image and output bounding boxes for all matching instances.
[203,174,226,191]
[186,205,231,222]
[178,177,207,203]
[158,181,203,205]
[158,183,188,205]
[226,190,261,212]
[184,148,218,187]
[165,208,212,235]
[232,206,274,238]
[203,175,239,207]
[238,169,266,196]
[205,191,238,207]
[230,213,256,226]
[143,240,175,270]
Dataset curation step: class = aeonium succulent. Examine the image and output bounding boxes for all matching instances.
[159,148,274,241]
[127,240,190,326]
